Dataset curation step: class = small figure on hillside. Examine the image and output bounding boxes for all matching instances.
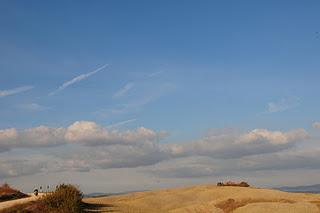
[33,188,39,196]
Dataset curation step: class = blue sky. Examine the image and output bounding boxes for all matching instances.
[1,1,320,192]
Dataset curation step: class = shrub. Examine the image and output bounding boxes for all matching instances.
[239,181,250,187]
[42,184,83,213]
[0,183,29,202]
[216,181,250,187]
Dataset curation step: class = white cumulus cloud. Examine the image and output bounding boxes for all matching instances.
[65,121,167,146]
[0,121,168,152]
[312,122,320,129]
[169,128,309,159]
[0,122,312,179]
[237,128,308,145]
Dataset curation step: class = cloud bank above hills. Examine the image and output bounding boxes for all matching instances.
[0,120,315,181]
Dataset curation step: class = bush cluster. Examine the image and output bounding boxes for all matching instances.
[217,181,250,187]
[42,184,83,213]
[0,183,29,202]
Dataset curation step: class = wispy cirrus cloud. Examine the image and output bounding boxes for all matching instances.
[148,70,164,78]
[267,97,300,113]
[17,103,48,111]
[49,64,108,96]
[113,82,135,98]
[113,69,166,99]
[106,118,137,129]
[111,82,177,115]
[0,86,34,98]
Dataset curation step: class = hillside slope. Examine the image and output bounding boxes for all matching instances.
[83,184,320,213]
[0,184,29,202]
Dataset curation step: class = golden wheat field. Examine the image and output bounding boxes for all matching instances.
[83,184,320,213]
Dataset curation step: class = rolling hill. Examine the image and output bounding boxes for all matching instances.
[83,184,320,212]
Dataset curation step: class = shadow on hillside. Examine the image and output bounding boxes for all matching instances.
[82,202,117,212]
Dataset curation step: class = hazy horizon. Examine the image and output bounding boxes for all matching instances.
[1,0,320,193]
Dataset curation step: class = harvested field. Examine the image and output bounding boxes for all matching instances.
[83,184,320,213]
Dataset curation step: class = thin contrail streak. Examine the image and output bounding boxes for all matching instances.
[106,118,137,129]
[113,82,135,98]
[0,86,34,98]
[49,64,108,96]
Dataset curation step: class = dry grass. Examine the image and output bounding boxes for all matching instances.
[0,183,29,202]
[310,200,320,211]
[215,198,295,213]
[0,184,16,195]
[0,202,30,213]
[0,184,83,213]
[0,201,47,213]
[84,184,320,213]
